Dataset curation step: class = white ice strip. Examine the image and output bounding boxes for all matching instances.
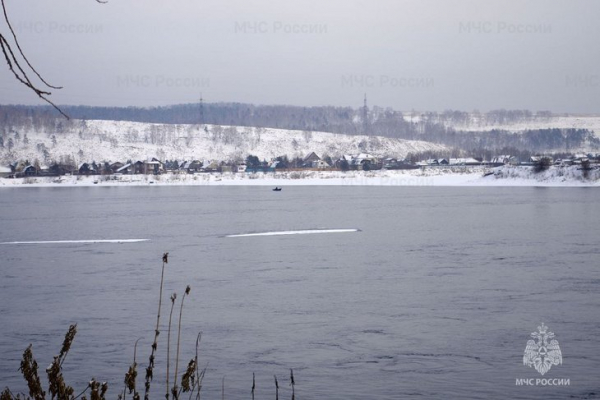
[226,229,358,238]
[0,239,150,245]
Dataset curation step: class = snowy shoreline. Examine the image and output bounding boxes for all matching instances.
[1,166,598,188]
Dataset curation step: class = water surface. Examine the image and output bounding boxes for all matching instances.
[0,186,598,399]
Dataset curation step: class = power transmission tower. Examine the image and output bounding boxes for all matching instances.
[362,93,370,136]
[199,94,204,126]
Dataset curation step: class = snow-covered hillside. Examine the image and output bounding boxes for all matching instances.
[0,119,447,165]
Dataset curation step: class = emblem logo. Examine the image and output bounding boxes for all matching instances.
[523,323,562,375]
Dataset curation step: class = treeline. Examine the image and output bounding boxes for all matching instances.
[415,125,599,152]
[418,109,554,126]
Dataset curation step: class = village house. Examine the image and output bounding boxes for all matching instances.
[302,152,321,168]
[449,158,481,166]
[313,159,331,169]
[0,165,12,178]
[236,163,247,173]
[133,161,146,174]
[491,155,519,166]
[109,162,125,173]
[334,155,353,169]
[116,163,134,174]
[180,160,203,173]
[78,163,97,175]
[382,158,418,170]
[144,159,165,174]
[351,153,378,169]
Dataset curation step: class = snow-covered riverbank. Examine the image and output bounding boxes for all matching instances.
[2,166,599,188]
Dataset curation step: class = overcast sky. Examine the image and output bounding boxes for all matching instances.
[1,0,599,113]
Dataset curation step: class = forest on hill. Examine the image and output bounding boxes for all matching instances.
[1,103,598,154]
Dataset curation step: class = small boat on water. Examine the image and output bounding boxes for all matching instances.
[272,187,282,191]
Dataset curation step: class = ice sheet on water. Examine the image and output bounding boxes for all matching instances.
[226,229,359,237]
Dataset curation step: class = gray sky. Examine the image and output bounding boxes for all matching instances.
[1,0,599,113]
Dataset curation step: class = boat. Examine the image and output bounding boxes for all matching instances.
[272,187,282,191]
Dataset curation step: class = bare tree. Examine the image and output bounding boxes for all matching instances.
[0,0,107,118]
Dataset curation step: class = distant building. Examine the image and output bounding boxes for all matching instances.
[449,158,481,166]
[110,162,125,173]
[352,153,377,169]
[180,160,203,173]
[78,163,97,175]
[491,155,519,165]
[0,165,12,178]
[302,152,321,167]
[22,165,37,176]
[144,159,164,174]
[236,163,247,173]
[313,159,330,168]
[116,163,133,174]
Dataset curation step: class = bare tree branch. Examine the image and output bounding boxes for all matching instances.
[1,0,62,89]
[0,34,68,118]
[0,0,108,118]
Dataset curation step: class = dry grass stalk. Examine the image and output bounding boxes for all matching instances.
[166,293,177,400]
[124,338,142,400]
[88,379,107,400]
[190,366,206,400]
[184,333,205,400]
[179,359,196,394]
[290,369,295,400]
[58,325,77,366]
[46,324,78,400]
[172,286,191,399]
[18,345,45,400]
[144,253,168,400]
[1,388,13,400]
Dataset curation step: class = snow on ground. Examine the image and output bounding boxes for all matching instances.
[2,166,598,188]
[1,119,448,165]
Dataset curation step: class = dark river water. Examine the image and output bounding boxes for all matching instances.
[0,186,599,399]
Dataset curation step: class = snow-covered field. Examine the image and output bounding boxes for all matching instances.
[1,119,447,165]
[2,166,598,188]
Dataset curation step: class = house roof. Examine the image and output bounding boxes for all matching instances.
[303,152,320,161]
[78,163,96,170]
[449,158,480,165]
[117,163,132,172]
